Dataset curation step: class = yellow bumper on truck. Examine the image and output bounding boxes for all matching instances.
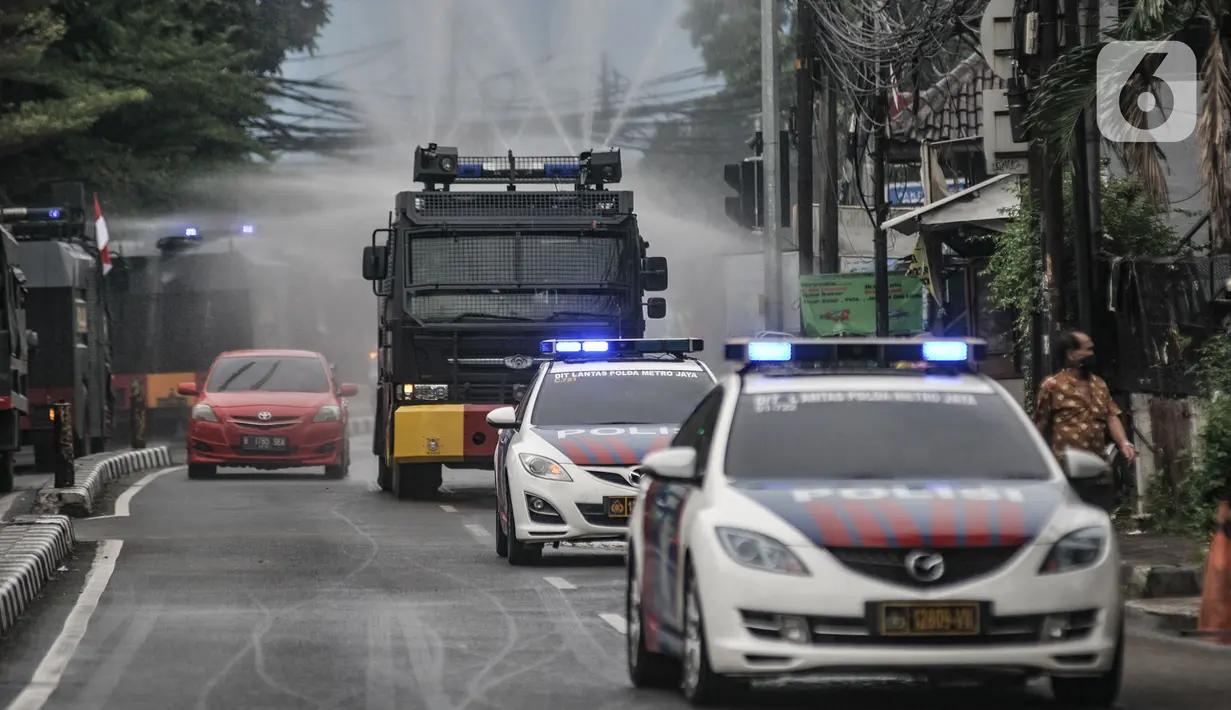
[391,403,500,464]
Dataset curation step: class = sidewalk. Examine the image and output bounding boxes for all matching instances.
[1119,530,1208,631]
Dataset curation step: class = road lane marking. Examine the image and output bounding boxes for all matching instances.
[439,504,457,513]
[464,523,491,539]
[89,467,181,520]
[6,539,125,710]
[599,613,627,634]
[543,576,576,590]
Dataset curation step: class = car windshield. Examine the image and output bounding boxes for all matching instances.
[206,356,330,393]
[724,389,1051,481]
[531,366,715,426]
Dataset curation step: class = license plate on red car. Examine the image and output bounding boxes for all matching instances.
[240,435,289,452]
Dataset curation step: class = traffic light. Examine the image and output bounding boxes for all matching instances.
[724,160,759,229]
[722,130,791,230]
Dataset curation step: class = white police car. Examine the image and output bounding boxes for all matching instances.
[485,338,717,565]
[625,337,1123,707]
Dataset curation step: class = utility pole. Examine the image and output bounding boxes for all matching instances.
[869,14,889,336]
[761,0,784,332]
[1066,0,1094,333]
[817,67,839,272]
[795,1,815,276]
[1038,0,1067,370]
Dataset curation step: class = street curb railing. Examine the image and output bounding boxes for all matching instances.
[37,447,173,518]
[0,515,74,636]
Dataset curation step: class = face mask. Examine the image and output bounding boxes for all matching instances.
[1078,354,1096,374]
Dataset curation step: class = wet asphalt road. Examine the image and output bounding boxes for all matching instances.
[1,439,1229,710]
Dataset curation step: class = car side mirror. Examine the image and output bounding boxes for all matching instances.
[638,447,697,481]
[642,256,668,292]
[1063,447,1109,480]
[362,245,388,281]
[338,383,360,397]
[176,382,198,397]
[486,406,519,429]
[645,297,667,319]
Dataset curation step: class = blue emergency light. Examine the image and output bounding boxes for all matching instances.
[726,337,987,370]
[184,227,198,237]
[241,224,255,234]
[541,338,704,357]
[48,209,62,219]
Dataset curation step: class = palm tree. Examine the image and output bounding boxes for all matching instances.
[1027,0,1231,254]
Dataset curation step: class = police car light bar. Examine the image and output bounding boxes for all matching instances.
[541,338,703,357]
[0,207,66,221]
[725,337,988,368]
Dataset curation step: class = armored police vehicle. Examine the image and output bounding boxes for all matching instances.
[0,223,34,492]
[2,183,112,465]
[361,144,669,500]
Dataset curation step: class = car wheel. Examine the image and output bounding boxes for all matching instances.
[1049,624,1123,707]
[495,508,509,558]
[505,482,542,566]
[681,563,748,706]
[627,546,681,688]
[187,464,217,480]
[324,445,348,479]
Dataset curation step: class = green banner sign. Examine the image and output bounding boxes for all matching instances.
[799,273,924,336]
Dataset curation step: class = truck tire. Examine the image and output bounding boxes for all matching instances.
[377,456,392,491]
[34,444,53,472]
[0,452,14,494]
[393,461,442,500]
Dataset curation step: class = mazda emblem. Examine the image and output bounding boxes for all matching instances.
[504,355,534,370]
[257,411,272,421]
[904,550,945,582]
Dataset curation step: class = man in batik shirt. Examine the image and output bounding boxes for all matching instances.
[1033,328,1135,508]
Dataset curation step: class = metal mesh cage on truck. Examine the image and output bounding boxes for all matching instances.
[409,233,626,286]
[398,191,633,221]
[405,232,631,322]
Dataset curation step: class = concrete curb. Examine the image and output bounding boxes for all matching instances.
[349,415,375,437]
[0,515,74,636]
[1121,562,1204,599]
[36,447,173,518]
[1127,597,1200,632]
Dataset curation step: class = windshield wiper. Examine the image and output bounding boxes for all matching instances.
[546,311,614,320]
[215,361,254,392]
[246,361,280,391]
[451,312,532,322]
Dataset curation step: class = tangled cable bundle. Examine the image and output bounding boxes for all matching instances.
[806,0,986,128]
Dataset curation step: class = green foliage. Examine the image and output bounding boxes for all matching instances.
[980,173,1186,398]
[1139,334,1231,537]
[0,0,337,210]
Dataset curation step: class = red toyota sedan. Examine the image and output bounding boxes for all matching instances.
[177,350,359,479]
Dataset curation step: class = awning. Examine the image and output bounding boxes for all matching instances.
[879,173,1021,237]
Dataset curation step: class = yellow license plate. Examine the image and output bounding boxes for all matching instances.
[878,602,982,636]
[604,496,635,518]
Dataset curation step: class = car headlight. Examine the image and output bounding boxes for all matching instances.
[190,404,217,422]
[397,384,448,402]
[518,453,572,482]
[716,527,809,576]
[313,405,340,423]
[1039,527,1107,574]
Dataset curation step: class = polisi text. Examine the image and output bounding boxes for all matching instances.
[790,486,1027,503]
[555,426,679,440]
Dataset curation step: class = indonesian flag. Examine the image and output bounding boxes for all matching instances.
[94,192,112,275]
